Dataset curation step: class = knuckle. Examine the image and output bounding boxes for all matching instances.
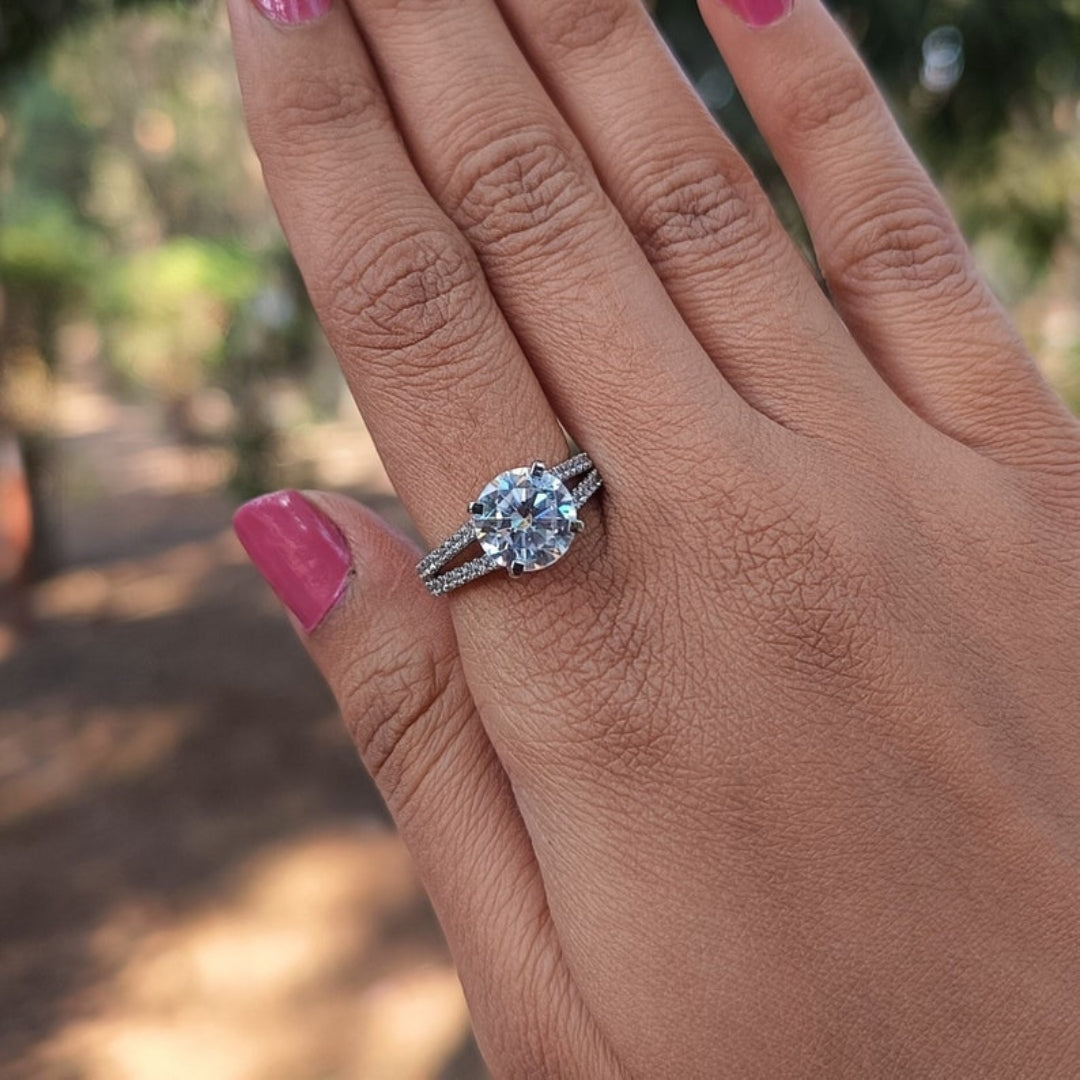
[758,555,880,683]
[772,54,876,146]
[535,0,636,56]
[751,522,887,684]
[324,227,490,362]
[702,479,891,684]
[445,125,600,257]
[485,524,621,661]
[570,604,672,771]
[480,521,686,780]
[246,69,381,159]
[631,155,775,273]
[825,187,975,298]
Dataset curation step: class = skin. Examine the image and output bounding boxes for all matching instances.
[226,0,1080,1075]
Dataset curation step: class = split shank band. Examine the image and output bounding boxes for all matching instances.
[417,452,602,597]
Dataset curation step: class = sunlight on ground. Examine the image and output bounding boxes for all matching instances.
[33,530,245,624]
[2,312,476,1076]
[37,829,472,1080]
[288,419,395,494]
[51,372,392,503]
[0,703,187,828]
[2,531,248,827]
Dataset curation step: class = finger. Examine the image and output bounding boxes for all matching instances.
[227,0,570,546]
[345,0,759,466]
[701,0,1078,464]
[495,0,896,441]
[232,490,621,1077]
[228,0,661,817]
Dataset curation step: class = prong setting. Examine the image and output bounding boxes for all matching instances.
[417,453,601,596]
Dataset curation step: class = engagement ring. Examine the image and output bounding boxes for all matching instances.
[417,452,602,597]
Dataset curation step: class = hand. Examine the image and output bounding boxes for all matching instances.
[227,0,1080,1075]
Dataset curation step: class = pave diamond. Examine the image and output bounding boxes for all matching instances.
[471,465,578,572]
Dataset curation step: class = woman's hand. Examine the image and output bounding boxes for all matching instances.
[227,0,1080,1075]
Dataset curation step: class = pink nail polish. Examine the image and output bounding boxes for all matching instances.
[717,0,794,28]
[249,0,333,26]
[234,491,350,633]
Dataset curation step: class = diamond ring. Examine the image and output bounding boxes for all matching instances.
[417,452,602,597]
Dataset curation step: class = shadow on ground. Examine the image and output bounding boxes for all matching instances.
[0,383,487,1079]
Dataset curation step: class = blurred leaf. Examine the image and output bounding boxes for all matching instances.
[0,0,197,82]
[0,198,101,292]
[95,237,262,394]
[98,237,261,317]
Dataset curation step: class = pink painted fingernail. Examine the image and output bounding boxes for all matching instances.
[234,491,350,633]
[249,0,332,26]
[716,0,794,28]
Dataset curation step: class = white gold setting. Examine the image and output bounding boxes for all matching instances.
[417,452,602,597]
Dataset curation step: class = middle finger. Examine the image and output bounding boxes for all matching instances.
[345,0,753,468]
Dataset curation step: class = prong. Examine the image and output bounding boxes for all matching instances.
[509,561,526,578]
[570,518,586,534]
[468,501,485,516]
[529,461,546,478]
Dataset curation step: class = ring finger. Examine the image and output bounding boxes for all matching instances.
[228,1,574,556]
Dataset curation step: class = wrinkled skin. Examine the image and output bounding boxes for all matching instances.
[227,0,1080,1075]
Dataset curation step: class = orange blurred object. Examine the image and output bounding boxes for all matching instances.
[0,431,33,587]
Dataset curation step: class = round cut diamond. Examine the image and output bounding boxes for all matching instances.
[471,466,578,572]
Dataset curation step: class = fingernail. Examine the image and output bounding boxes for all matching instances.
[249,0,332,26]
[716,0,794,28]
[234,491,350,633]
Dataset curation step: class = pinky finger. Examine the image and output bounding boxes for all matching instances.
[701,0,1078,466]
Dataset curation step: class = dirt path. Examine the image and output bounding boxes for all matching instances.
[0,379,484,1079]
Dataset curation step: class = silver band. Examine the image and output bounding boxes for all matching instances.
[417,452,602,597]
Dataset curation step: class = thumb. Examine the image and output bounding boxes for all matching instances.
[234,488,471,815]
[231,490,586,1074]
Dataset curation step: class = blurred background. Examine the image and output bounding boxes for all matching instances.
[1,0,1078,1077]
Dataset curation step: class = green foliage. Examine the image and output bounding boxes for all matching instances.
[851,0,1080,166]
[0,198,100,294]
[95,237,262,395]
[99,237,261,317]
[3,68,95,210]
[0,0,196,85]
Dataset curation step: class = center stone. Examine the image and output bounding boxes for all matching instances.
[471,466,578,572]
